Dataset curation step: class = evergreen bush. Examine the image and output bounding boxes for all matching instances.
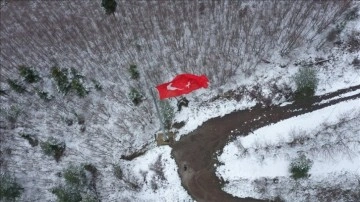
[7,79,26,93]
[293,67,318,101]
[128,88,144,106]
[70,79,88,98]
[19,133,39,147]
[70,68,85,80]
[63,165,87,188]
[40,137,66,162]
[289,154,313,180]
[51,164,99,202]
[36,89,53,101]
[51,67,70,95]
[159,100,174,130]
[0,173,23,201]
[69,68,88,97]
[19,65,40,83]
[91,79,102,91]
[101,0,117,15]
[51,186,82,202]
[1,106,21,126]
[129,64,140,80]
[113,165,123,180]
[81,195,98,202]
[51,67,89,97]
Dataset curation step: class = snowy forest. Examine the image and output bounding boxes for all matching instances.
[1,0,360,202]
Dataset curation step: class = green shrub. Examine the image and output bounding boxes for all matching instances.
[51,67,70,95]
[0,173,23,201]
[129,64,140,80]
[52,164,99,202]
[113,165,123,180]
[81,195,98,202]
[91,79,102,91]
[159,100,174,130]
[128,88,144,106]
[84,164,98,176]
[40,138,66,162]
[51,186,82,202]
[293,67,318,101]
[19,65,40,83]
[63,165,87,188]
[101,0,117,15]
[70,79,88,98]
[70,68,84,80]
[36,89,53,101]
[289,154,313,180]
[51,67,89,97]
[352,57,360,67]
[1,106,21,126]
[19,133,39,147]
[7,79,26,93]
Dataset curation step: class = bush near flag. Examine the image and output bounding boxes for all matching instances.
[156,74,209,99]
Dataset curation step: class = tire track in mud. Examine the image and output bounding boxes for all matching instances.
[171,84,360,202]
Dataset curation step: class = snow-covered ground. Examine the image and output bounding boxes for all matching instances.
[216,98,360,202]
[1,1,359,202]
[105,146,192,201]
[174,28,360,140]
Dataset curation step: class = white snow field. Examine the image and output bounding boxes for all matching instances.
[1,1,359,202]
[217,98,360,202]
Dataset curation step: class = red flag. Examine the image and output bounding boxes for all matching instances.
[156,74,209,99]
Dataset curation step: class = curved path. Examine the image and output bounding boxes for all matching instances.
[171,85,360,202]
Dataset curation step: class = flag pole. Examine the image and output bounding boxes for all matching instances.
[149,87,169,141]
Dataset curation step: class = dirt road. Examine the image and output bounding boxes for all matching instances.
[171,85,360,202]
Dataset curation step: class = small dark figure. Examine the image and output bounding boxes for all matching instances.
[101,0,117,15]
[183,165,187,171]
[0,89,7,96]
[177,97,189,111]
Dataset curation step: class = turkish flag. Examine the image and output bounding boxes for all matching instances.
[156,74,209,99]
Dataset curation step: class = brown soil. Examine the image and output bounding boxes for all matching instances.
[171,85,360,202]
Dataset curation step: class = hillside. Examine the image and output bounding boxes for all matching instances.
[1,1,359,201]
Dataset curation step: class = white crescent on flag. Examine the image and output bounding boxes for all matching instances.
[167,83,183,91]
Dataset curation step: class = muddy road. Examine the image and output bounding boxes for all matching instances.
[171,85,360,202]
